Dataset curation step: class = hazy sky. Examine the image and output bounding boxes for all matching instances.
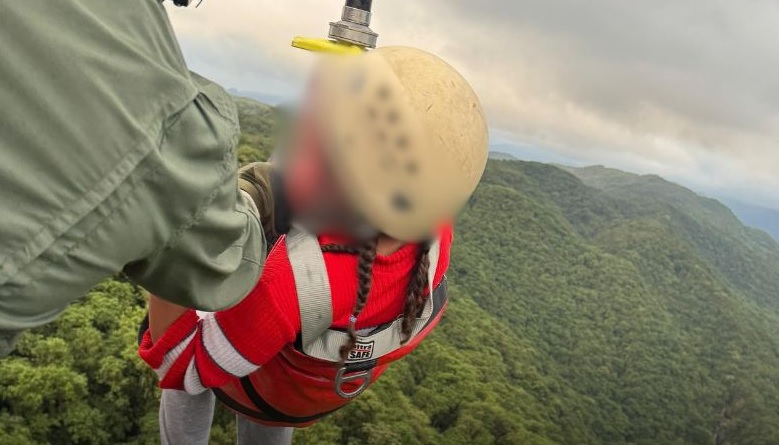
[165,0,779,208]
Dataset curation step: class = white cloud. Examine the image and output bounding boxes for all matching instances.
[164,0,779,208]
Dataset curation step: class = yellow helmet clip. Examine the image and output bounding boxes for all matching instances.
[291,36,365,55]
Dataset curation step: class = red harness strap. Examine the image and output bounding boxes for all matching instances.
[213,280,448,427]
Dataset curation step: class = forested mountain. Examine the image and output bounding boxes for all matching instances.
[3,98,779,445]
[561,165,779,313]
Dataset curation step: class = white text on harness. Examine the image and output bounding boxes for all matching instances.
[348,341,375,361]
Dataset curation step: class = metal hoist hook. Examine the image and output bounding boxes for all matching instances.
[292,0,378,54]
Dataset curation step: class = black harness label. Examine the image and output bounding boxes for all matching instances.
[348,341,375,360]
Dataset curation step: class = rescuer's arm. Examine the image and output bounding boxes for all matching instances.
[144,162,290,337]
[149,294,189,342]
[144,163,291,340]
[121,69,290,312]
[124,163,287,313]
[139,277,300,393]
[123,186,266,313]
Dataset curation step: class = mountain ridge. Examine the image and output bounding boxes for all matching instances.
[488,151,519,161]
[561,164,779,312]
[3,96,779,445]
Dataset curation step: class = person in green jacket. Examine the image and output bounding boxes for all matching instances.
[0,0,282,356]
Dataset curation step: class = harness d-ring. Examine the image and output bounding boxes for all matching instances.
[334,367,373,399]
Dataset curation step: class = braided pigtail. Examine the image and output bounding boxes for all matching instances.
[400,242,431,344]
[320,244,362,255]
[321,238,379,363]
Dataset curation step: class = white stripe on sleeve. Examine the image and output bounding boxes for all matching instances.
[200,313,259,378]
[154,330,196,381]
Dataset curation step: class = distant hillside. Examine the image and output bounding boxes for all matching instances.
[232,96,278,163]
[453,161,779,444]
[489,151,518,161]
[5,98,779,445]
[227,88,287,106]
[558,164,778,242]
[562,165,779,312]
[490,143,583,165]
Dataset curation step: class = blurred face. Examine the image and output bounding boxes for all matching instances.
[279,95,376,239]
[282,106,339,213]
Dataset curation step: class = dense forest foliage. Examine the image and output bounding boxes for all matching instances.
[3,97,779,445]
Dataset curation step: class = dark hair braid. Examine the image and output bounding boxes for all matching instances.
[320,244,362,255]
[320,238,432,362]
[400,242,431,344]
[321,238,379,363]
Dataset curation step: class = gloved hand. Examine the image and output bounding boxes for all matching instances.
[238,162,291,242]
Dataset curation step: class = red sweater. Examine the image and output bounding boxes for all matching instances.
[139,225,453,393]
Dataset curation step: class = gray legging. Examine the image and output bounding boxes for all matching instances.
[159,389,294,445]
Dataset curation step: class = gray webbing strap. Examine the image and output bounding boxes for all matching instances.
[286,227,333,350]
[292,237,441,362]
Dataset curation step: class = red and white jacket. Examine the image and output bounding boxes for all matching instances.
[138,225,452,424]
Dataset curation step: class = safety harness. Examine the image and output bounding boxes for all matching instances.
[212,227,448,427]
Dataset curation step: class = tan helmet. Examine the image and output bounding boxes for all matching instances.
[312,46,489,242]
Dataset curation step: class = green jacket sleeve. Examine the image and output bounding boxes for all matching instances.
[123,73,268,311]
[124,187,266,312]
[0,1,269,355]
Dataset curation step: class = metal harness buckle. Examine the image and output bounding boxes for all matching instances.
[334,366,373,399]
